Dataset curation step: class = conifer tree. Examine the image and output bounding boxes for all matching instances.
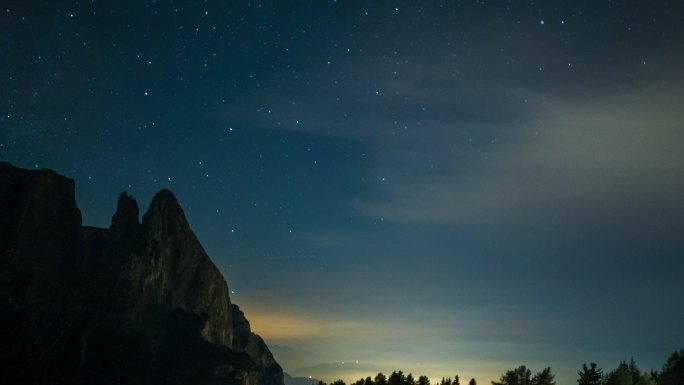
[389,371,406,385]
[492,366,532,385]
[606,362,633,385]
[638,373,657,385]
[532,367,556,385]
[629,357,642,385]
[660,349,684,385]
[418,376,431,385]
[376,373,388,385]
[578,363,604,385]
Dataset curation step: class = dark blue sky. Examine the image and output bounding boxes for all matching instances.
[2,1,684,383]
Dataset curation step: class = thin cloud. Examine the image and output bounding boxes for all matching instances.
[361,82,684,229]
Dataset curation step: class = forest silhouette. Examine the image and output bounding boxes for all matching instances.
[313,349,684,385]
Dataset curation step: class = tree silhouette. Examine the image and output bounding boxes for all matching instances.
[660,349,684,385]
[638,373,657,385]
[493,366,532,385]
[376,373,388,385]
[317,352,684,385]
[629,357,642,385]
[578,363,604,385]
[532,367,556,385]
[418,376,431,385]
[606,362,633,385]
[389,371,406,385]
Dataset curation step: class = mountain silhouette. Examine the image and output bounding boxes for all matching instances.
[0,161,284,385]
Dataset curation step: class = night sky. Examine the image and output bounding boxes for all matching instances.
[2,0,684,384]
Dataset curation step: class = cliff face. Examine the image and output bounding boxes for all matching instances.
[232,304,284,385]
[0,162,284,385]
[0,163,85,384]
[123,189,233,347]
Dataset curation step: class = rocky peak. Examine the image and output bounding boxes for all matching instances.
[141,189,187,232]
[1,163,284,385]
[126,188,234,347]
[109,191,140,243]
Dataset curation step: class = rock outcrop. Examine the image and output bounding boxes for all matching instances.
[124,189,233,347]
[0,162,284,385]
[232,304,284,385]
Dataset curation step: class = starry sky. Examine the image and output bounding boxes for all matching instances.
[2,0,684,384]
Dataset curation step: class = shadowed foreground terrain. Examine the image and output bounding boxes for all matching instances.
[0,162,283,385]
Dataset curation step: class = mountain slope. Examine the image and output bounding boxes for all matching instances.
[0,161,284,385]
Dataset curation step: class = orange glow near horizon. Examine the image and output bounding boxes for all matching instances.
[245,310,517,385]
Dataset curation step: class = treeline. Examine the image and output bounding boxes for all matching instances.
[576,349,684,385]
[315,348,684,385]
[318,371,474,385]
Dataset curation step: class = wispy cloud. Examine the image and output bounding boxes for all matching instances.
[361,83,684,229]
[223,55,684,233]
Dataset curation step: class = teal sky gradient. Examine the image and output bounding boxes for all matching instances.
[2,1,684,384]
